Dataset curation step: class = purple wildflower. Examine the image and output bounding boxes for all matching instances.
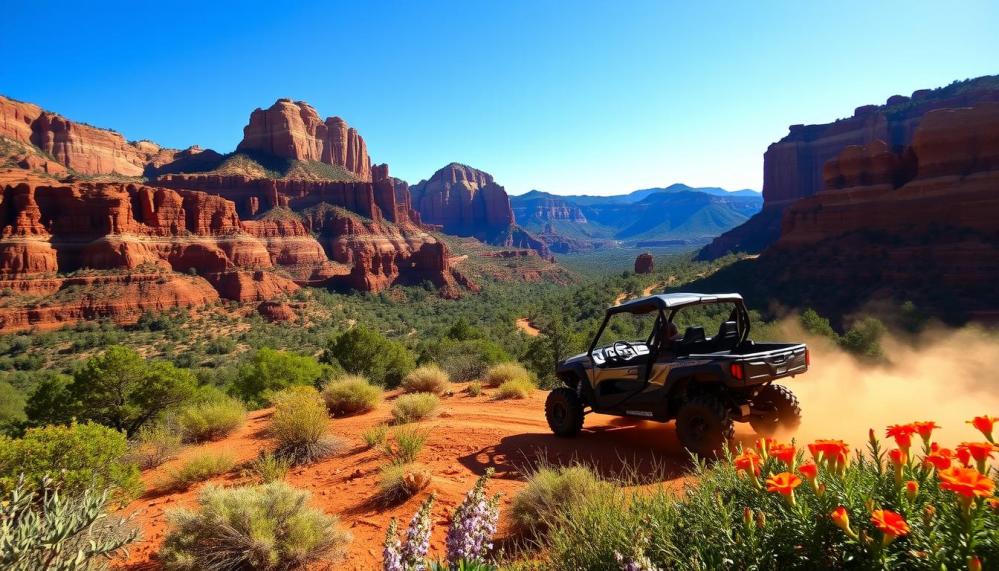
[445,468,501,568]
[383,518,403,571]
[401,494,435,570]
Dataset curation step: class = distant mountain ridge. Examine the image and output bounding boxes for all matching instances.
[510,185,761,252]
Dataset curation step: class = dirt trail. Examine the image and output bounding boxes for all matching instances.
[118,384,746,570]
[515,317,541,337]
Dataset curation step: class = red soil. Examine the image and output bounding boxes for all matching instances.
[117,384,760,569]
[515,317,541,337]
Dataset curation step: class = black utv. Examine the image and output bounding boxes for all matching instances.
[546,292,809,456]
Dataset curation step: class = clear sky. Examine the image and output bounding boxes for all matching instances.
[4,1,997,195]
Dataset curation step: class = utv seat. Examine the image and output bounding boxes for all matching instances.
[682,326,706,344]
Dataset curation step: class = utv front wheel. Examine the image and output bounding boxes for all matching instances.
[546,388,584,437]
[749,384,802,437]
[676,394,734,457]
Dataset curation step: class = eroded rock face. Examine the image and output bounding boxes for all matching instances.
[768,102,999,317]
[699,76,999,259]
[635,253,654,274]
[236,99,371,180]
[0,95,181,177]
[409,163,515,233]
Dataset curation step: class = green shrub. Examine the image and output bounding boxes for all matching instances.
[362,423,389,449]
[235,348,326,406]
[0,477,139,571]
[483,362,532,388]
[270,386,343,465]
[0,380,26,435]
[321,374,382,416]
[36,346,197,437]
[401,364,451,395]
[128,422,183,469]
[511,465,613,535]
[324,326,415,388]
[496,378,535,400]
[164,451,236,491]
[840,316,886,360]
[466,380,483,397]
[417,338,512,381]
[161,482,351,570]
[799,308,838,340]
[0,421,142,500]
[377,462,432,503]
[391,393,439,424]
[384,426,428,465]
[246,453,290,484]
[176,395,246,442]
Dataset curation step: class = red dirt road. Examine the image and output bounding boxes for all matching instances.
[117,384,758,569]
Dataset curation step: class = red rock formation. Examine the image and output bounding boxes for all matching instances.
[699,76,999,260]
[767,102,999,316]
[258,300,296,322]
[0,95,183,177]
[635,253,654,274]
[236,99,371,180]
[409,163,515,232]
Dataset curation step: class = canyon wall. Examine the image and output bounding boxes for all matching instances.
[699,76,999,259]
[236,99,371,180]
[409,163,515,233]
[0,95,181,177]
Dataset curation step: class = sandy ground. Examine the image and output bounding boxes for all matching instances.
[515,317,541,337]
[116,383,761,569]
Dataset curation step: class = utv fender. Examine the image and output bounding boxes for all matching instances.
[558,364,594,404]
[663,363,724,396]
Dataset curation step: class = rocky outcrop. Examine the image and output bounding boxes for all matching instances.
[410,163,515,233]
[699,75,999,259]
[258,300,296,322]
[236,99,371,180]
[635,253,654,274]
[512,194,588,224]
[0,95,184,177]
[761,102,999,318]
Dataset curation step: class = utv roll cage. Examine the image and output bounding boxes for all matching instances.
[587,292,751,373]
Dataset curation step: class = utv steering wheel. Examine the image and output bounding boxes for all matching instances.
[611,341,635,363]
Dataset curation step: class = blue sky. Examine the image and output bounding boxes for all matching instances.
[4,1,997,195]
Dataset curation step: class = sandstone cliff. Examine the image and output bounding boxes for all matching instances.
[409,163,515,233]
[699,75,999,259]
[236,99,371,181]
[0,95,184,177]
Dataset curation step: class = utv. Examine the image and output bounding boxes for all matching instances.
[546,292,808,456]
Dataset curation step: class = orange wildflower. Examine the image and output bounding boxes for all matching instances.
[769,443,796,466]
[905,480,919,501]
[957,446,973,467]
[799,462,818,480]
[734,449,762,477]
[969,556,983,571]
[886,424,917,451]
[938,466,995,499]
[888,448,907,466]
[755,437,776,454]
[924,444,953,470]
[830,506,856,538]
[766,471,802,504]
[808,439,850,470]
[957,442,996,463]
[987,497,999,510]
[913,421,940,443]
[967,415,997,442]
[870,509,909,544]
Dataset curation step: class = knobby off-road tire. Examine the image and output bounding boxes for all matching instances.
[546,388,584,437]
[749,384,802,437]
[676,394,735,458]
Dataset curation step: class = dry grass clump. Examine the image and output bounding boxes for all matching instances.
[483,362,532,388]
[270,386,344,465]
[511,464,614,535]
[466,380,483,396]
[321,374,382,416]
[245,453,291,484]
[176,395,247,442]
[377,462,432,504]
[401,365,451,395]
[391,393,440,424]
[160,482,351,569]
[164,451,236,491]
[382,426,428,465]
[362,424,389,449]
[128,423,182,469]
[496,378,536,400]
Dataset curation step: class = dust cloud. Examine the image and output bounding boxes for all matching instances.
[773,321,999,449]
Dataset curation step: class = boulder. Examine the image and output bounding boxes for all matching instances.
[635,253,654,274]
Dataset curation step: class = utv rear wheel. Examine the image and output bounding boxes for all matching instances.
[749,384,802,437]
[676,394,734,458]
[546,388,584,437]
